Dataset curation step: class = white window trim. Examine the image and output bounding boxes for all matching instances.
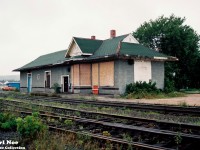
[61,75,69,92]
[44,70,51,88]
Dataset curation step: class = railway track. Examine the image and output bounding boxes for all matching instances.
[3,109,173,150]
[2,99,200,135]
[1,99,200,149]
[1,93,200,116]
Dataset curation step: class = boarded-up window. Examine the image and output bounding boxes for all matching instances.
[100,61,114,86]
[73,64,80,86]
[92,63,99,86]
[80,64,91,86]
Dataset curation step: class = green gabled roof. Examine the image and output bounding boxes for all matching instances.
[120,42,167,58]
[14,34,176,72]
[74,37,103,54]
[14,50,68,71]
[92,34,128,57]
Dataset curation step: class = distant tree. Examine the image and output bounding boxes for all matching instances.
[133,15,200,89]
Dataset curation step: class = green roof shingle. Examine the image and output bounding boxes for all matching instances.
[93,34,127,57]
[15,50,68,71]
[120,42,167,58]
[74,37,103,54]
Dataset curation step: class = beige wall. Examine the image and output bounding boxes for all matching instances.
[92,63,99,86]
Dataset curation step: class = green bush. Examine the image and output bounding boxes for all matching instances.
[0,113,17,131]
[125,81,159,94]
[16,112,47,138]
[52,83,61,94]
[164,78,175,93]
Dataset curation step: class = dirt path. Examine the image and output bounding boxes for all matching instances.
[96,94,200,106]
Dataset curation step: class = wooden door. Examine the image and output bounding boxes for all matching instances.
[63,76,69,92]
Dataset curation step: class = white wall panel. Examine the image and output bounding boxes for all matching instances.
[134,60,151,82]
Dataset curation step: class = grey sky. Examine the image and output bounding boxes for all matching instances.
[0,0,199,75]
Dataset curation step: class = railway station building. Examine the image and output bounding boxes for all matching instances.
[14,30,177,94]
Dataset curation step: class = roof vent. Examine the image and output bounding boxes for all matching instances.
[91,36,96,40]
[110,30,116,38]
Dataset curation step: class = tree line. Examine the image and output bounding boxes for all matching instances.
[133,15,200,91]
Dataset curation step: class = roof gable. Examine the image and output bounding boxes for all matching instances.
[122,33,139,44]
[66,37,103,57]
[66,39,82,57]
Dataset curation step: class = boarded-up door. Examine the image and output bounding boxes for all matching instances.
[100,61,114,86]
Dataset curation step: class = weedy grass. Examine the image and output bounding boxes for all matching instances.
[29,131,102,150]
[178,101,188,107]
[194,121,200,126]
[64,119,75,128]
[124,91,186,99]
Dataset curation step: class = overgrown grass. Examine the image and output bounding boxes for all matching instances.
[29,131,117,150]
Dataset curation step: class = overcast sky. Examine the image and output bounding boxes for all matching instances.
[0,0,199,76]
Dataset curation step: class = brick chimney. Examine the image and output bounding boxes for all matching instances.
[110,30,116,38]
[91,36,96,40]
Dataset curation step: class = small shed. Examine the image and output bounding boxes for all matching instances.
[6,82,20,90]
